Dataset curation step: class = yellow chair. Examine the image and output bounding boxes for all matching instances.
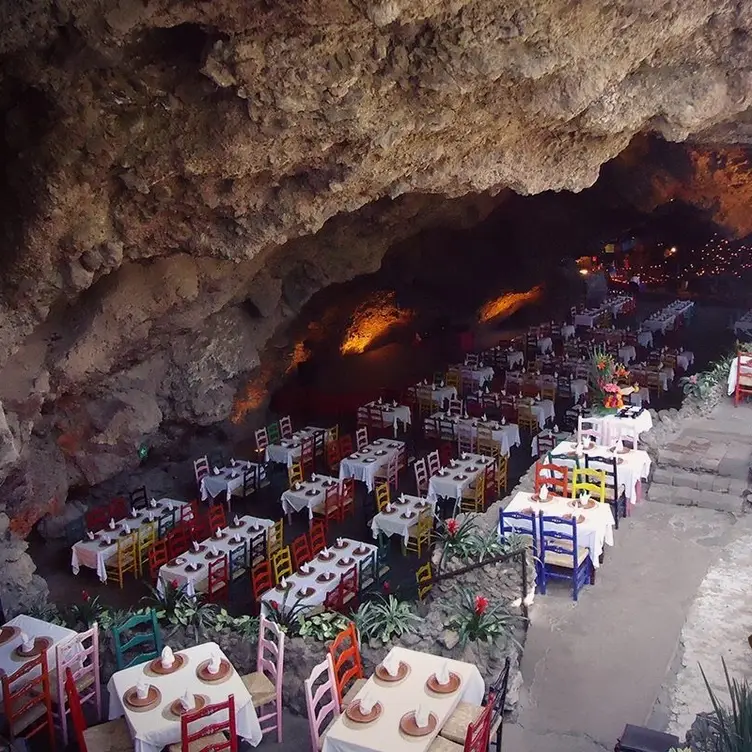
[271,545,293,585]
[136,522,157,577]
[326,424,339,444]
[416,562,433,601]
[417,391,434,418]
[517,404,538,434]
[445,370,461,390]
[267,518,284,558]
[571,467,606,503]
[496,454,509,496]
[288,462,304,486]
[460,479,485,514]
[403,515,432,557]
[541,383,557,401]
[476,426,497,458]
[375,482,390,512]
[104,532,138,589]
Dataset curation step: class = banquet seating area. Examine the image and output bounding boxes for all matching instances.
[3,293,703,751]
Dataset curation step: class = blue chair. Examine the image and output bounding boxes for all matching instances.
[538,514,594,601]
[500,508,539,581]
[111,609,163,670]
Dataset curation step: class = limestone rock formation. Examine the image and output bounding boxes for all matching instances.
[2,0,752,521]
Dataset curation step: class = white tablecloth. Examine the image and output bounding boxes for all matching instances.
[618,345,637,364]
[561,324,576,340]
[457,365,495,387]
[362,402,412,436]
[637,331,653,348]
[281,475,340,518]
[157,515,273,597]
[552,440,651,502]
[537,336,553,354]
[425,414,517,456]
[264,427,322,466]
[607,295,633,316]
[107,641,262,752]
[574,310,600,328]
[370,495,435,543]
[571,378,588,401]
[508,350,525,367]
[200,461,266,502]
[0,616,77,700]
[322,646,484,752]
[676,351,694,371]
[528,399,555,429]
[427,454,494,501]
[504,491,615,568]
[259,538,376,616]
[71,498,188,581]
[412,384,458,408]
[339,439,404,492]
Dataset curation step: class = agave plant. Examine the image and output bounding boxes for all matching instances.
[700,658,752,752]
[354,595,422,643]
[141,580,193,625]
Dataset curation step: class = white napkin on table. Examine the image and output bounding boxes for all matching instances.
[359,691,375,714]
[210,545,219,556]
[385,503,392,512]
[233,515,240,526]
[615,439,624,452]
[109,518,116,530]
[207,652,221,675]
[553,423,559,433]
[336,537,344,546]
[104,535,112,545]
[575,444,584,457]
[415,704,430,728]
[215,528,222,539]
[436,660,451,686]
[535,393,541,401]
[148,512,155,522]
[161,646,175,669]
[399,493,406,502]
[301,562,312,574]
[501,388,506,395]
[377,396,383,404]
[213,467,220,475]
[579,491,590,507]
[539,484,549,501]
[439,380,445,387]
[312,473,318,482]
[192,541,200,553]
[149,498,158,508]
[87,531,95,540]
[230,458,236,466]
[463,411,468,419]
[382,651,400,677]
[136,678,149,699]
[167,501,174,511]
[123,523,130,534]
[501,416,506,425]
[294,481,302,490]
[131,508,139,518]
[280,577,288,589]
[482,413,487,422]
[179,690,194,711]
[392,400,398,407]
[322,546,330,556]
[20,632,33,651]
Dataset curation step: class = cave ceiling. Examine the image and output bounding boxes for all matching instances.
[2,0,752,512]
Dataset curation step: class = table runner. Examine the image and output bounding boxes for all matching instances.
[71,498,188,581]
[339,439,404,492]
[321,646,484,752]
[370,495,436,543]
[107,641,262,752]
[281,474,340,518]
[504,491,615,568]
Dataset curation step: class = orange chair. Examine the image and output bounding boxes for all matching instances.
[328,623,366,710]
[312,485,342,531]
[291,534,312,570]
[1,652,55,749]
[167,524,190,559]
[309,520,327,555]
[534,462,569,497]
[251,561,273,604]
[339,478,355,520]
[208,503,226,532]
[735,351,752,405]
[148,539,169,582]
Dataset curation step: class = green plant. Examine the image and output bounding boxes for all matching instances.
[171,598,219,640]
[142,580,193,624]
[25,601,64,626]
[700,658,752,752]
[354,595,422,643]
[448,589,521,646]
[437,516,480,569]
[468,529,513,561]
[264,590,310,635]
[213,610,260,640]
[99,607,135,632]
[298,611,352,642]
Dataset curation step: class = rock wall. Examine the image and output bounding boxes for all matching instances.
[3,0,752,521]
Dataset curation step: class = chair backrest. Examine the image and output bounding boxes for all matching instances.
[355,426,368,450]
[291,533,312,569]
[577,415,604,445]
[243,464,260,496]
[279,415,293,439]
[257,614,285,694]
[301,436,315,472]
[375,482,390,512]
[358,551,376,592]
[585,455,620,501]
[339,434,353,457]
[130,485,148,510]
[310,519,326,554]
[463,694,495,751]
[416,561,433,600]
[207,555,229,602]
[571,467,606,502]
[255,427,269,451]
[252,561,273,600]
[499,509,537,552]
[267,518,284,557]
[271,546,293,584]
[339,477,355,508]
[426,450,441,476]
[536,432,556,457]
[267,421,281,444]
[158,508,177,538]
[457,424,474,454]
[229,540,248,581]
[168,524,190,558]
[414,458,428,494]
[288,462,304,486]
[539,514,580,563]
[328,623,364,708]
[326,439,341,470]
[181,695,237,752]
[1,651,54,747]
[85,505,109,532]
[109,496,129,521]
[304,654,340,752]
[534,462,569,497]
[149,538,169,581]
[208,503,227,532]
[111,609,163,670]
[65,667,91,752]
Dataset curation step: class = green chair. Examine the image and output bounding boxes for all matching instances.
[267,421,281,444]
[111,609,163,670]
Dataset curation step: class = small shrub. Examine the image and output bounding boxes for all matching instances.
[354,596,421,643]
[448,589,522,646]
[298,611,352,642]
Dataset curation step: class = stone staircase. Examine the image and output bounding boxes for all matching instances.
[646,411,751,514]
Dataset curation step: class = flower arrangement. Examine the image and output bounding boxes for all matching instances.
[447,588,522,646]
[588,346,636,414]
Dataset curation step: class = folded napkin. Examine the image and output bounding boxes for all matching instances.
[482,413,487,421]
[615,439,624,452]
[312,473,318,482]
[539,484,549,501]
[207,652,221,675]
[20,632,33,651]
[382,651,400,677]
[385,503,392,512]
[104,535,113,545]
[161,646,175,669]
[213,467,220,475]
[149,498,158,508]
[192,541,200,552]
[463,411,468,419]
[575,444,584,457]
[392,400,398,407]
[553,423,559,433]
[422,379,428,385]
[211,545,220,557]
[500,388,506,396]
[377,396,383,404]
[535,393,541,401]
[179,690,194,711]
[359,691,375,714]
[148,512,155,522]
[280,576,288,589]
[109,518,116,530]
[399,493,406,502]
[230,458,236,466]
[301,562,312,574]
[431,384,436,391]
[436,660,451,685]
[136,678,150,699]
[336,537,344,546]
[123,523,130,535]
[167,501,174,511]
[294,481,302,490]
[131,508,139,518]
[322,546,330,556]
[214,528,222,539]
[87,531,95,540]
[501,417,506,425]
[439,380,445,387]
[415,704,430,728]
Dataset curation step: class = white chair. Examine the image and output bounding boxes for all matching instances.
[193,456,209,489]
[414,458,429,495]
[304,654,340,752]
[426,450,441,477]
[464,353,479,367]
[355,426,368,451]
[577,415,605,446]
[614,423,639,451]
[279,416,293,439]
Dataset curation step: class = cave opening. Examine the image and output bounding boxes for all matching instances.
[136,23,214,68]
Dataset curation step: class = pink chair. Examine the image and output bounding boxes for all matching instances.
[355,426,368,451]
[426,450,441,477]
[304,653,340,752]
[54,623,101,745]
[279,416,293,439]
[240,615,285,742]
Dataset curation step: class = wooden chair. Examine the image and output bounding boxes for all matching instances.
[109,496,129,521]
[129,485,148,511]
[358,551,377,593]
[242,464,260,498]
[416,561,433,600]
[267,518,284,557]
[168,695,237,752]
[373,455,399,492]
[328,623,366,710]
[111,609,163,670]
[339,433,354,457]
[375,482,390,512]
[167,524,190,559]
[271,545,293,584]
[460,478,485,514]
[586,455,627,528]
[571,467,606,503]
[304,654,340,752]
[64,668,131,752]
[53,624,101,745]
[439,683,500,749]
[249,528,267,569]
[267,421,281,444]
[1,651,56,749]
[206,554,229,603]
[735,351,752,405]
[426,450,441,477]
[403,514,432,557]
[355,426,369,451]
[255,427,269,458]
[301,436,315,475]
[324,565,359,613]
[476,425,496,458]
[240,615,285,742]
[517,404,538,434]
[538,514,594,601]
[251,561,274,606]
[85,505,109,533]
[339,477,355,520]
[104,532,138,588]
[148,539,169,582]
[312,484,342,531]
[208,503,226,532]
[157,508,177,538]
[536,432,556,458]
[414,458,429,495]
[291,533,313,570]
[326,440,342,474]
[135,521,156,576]
[310,519,327,555]
[496,454,509,496]
[577,415,605,446]
[457,424,474,455]
[534,462,569,497]
[288,461,304,487]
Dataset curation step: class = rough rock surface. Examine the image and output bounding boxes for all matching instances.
[3,0,752,520]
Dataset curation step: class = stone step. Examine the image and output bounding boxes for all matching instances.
[655,436,751,478]
[646,482,745,514]
[650,467,748,495]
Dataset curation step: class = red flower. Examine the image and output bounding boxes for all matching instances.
[446,518,459,536]
[383,581,391,593]
[474,595,489,616]
[270,601,279,610]
[597,361,607,371]
[81,590,90,602]
[170,579,179,589]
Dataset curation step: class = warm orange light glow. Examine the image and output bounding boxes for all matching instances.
[340,291,413,355]
[478,285,543,323]
[286,341,310,374]
[231,364,274,424]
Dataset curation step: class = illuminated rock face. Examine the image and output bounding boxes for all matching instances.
[2,0,752,517]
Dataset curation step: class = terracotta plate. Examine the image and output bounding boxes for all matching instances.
[337,558,355,568]
[375,661,409,683]
[123,684,161,712]
[0,626,20,646]
[196,658,232,683]
[345,700,382,724]
[15,636,52,659]
[169,695,206,717]
[399,711,438,737]
[426,672,461,694]
[297,587,315,598]
[561,513,586,524]
[149,653,186,675]
[568,499,596,510]
[333,541,349,549]
[316,573,335,583]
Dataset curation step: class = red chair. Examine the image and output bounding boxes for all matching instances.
[85,506,109,532]
[326,440,341,474]
[251,561,273,604]
[0,652,55,749]
[149,539,169,581]
[189,514,211,542]
[207,554,229,603]
[65,668,131,752]
[168,695,237,752]
[312,484,342,531]
[339,477,355,520]
[327,623,365,709]
[735,351,752,405]
[534,463,569,497]
[339,434,353,457]
[167,524,190,559]
[438,442,454,467]
[309,520,327,555]
[301,436,315,475]
[462,697,495,751]
[291,534,312,570]
[109,496,129,521]
[324,565,358,613]
[208,503,226,532]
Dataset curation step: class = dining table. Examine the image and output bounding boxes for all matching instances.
[321,646,484,752]
[410,384,458,409]
[264,426,324,466]
[359,402,412,437]
[200,460,266,502]
[427,453,495,503]
[107,641,262,752]
[281,474,340,519]
[71,498,188,582]
[370,495,436,543]
[503,491,615,567]
[339,439,404,492]
[424,413,518,456]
